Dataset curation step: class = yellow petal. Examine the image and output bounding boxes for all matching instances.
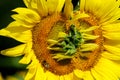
[34,64,46,80]
[23,0,29,7]
[93,57,119,80]
[37,0,48,17]
[102,51,120,60]
[24,42,32,54]
[101,9,120,25]
[47,0,65,14]
[84,0,102,15]
[73,69,84,79]
[102,23,120,32]
[64,0,73,19]
[83,71,94,80]
[74,69,94,80]
[47,39,58,44]
[81,43,98,51]
[2,21,32,31]
[91,69,103,80]
[23,0,37,9]
[83,0,120,24]
[27,55,38,69]
[93,67,118,80]
[0,29,32,43]
[80,26,99,32]
[80,0,85,12]
[73,12,89,20]
[12,8,40,25]
[46,71,59,80]
[73,74,81,80]
[103,32,120,40]
[104,39,120,48]
[20,51,34,65]
[64,73,73,80]
[25,57,39,80]
[83,33,98,40]
[104,45,120,56]
[19,50,33,64]
[56,0,65,12]
[58,32,67,38]
[25,65,37,80]
[1,44,26,57]
[47,0,58,14]
[0,21,32,43]
[59,76,65,80]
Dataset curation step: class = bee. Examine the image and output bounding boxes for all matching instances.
[42,60,50,69]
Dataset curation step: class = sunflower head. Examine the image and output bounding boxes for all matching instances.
[1,0,120,80]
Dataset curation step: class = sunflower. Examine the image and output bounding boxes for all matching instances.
[1,0,120,80]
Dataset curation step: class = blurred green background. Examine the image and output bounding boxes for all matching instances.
[0,0,79,79]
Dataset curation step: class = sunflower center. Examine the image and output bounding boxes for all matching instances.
[32,13,103,75]
[47,24,84,61]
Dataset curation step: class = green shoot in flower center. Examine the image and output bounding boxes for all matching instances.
[47,24,84,61]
